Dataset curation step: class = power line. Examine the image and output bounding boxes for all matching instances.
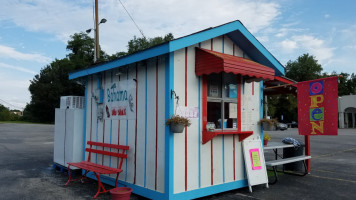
[117,0,146,39]
[0,98,24,110]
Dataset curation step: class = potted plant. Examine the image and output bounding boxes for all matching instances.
[259,118,278,131]
[166,115,191,133]
[263,133,271,146]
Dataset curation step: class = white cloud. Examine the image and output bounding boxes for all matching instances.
[279,35,334,65]
[0,0,281,54]
[0,62,37,74]
[324,14,330,19]
[0,74,30,109]
[280,39,297,52]
[0,44,51,63]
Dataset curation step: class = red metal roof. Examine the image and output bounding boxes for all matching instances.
[195,48,275,80]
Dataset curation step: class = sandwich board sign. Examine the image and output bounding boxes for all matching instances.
[242,139,269,192]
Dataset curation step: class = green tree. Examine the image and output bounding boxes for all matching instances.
[268,54,323,122]
[285,53,323,82]
[127,33,174,54]
[26,32,174,123]
[0,104,10,121]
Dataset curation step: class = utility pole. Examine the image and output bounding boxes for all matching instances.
[94,0,100,62]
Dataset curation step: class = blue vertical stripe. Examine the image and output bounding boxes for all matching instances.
[164,52,174,199]
[222,35,225,53]
[242,77,245,95]
[198,76,201,188]
[82,79,88,161]
[144,64,148,187]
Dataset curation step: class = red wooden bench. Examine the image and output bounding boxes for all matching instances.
[65,141,129,199]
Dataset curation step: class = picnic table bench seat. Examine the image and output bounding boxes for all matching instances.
[65,141,129,199]
[266,155,311,184]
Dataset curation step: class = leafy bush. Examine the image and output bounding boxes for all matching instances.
[165,115,191,127]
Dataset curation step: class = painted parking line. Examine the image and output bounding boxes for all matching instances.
[309,174,356,184]
[312,147,356,158]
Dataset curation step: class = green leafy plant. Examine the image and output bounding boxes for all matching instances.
[264,133,271,141]
[258,118,278,126]
[166,115,191,127]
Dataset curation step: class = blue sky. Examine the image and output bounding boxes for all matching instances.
[0,0,355,110]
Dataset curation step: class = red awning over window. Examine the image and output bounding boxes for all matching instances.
[195,48,275,80]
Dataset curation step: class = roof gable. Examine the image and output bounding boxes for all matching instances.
[69,20,284,79]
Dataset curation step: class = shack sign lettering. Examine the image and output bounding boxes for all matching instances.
[104,80,136,120]
[297,76,338,135]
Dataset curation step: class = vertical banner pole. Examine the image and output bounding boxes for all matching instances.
[305,135,310,172]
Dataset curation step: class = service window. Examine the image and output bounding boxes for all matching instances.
[207,73,238,130]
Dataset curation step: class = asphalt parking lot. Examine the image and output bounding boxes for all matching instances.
[0,123,356,200]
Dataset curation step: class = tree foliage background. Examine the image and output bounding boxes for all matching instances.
[23,33,174,123]
[14,33,356,123]
[267,53,356,122]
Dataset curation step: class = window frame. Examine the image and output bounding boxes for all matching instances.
[206,73,239,131]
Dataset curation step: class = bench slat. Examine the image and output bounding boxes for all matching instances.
[86,148,127,158]
[68,161,122,174]
[266,155,311,167]
[80,161,123,172]
[87,141,129,150]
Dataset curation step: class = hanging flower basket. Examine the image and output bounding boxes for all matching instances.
[166,115,191,133]
[170,123,185,133]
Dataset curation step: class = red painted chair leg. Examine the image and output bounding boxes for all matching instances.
[65,165,72,186]
[93,172,109,199]
[115,173,119,187]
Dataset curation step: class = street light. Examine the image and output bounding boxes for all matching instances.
[86,18,107,34]
[86,18,107,62]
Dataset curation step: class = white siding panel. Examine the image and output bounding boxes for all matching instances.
[200,39,212,188]
[235,138,245,180]
[234,44,244,57]
[103,71,111,170]
[224,36,234,56]
[157,58,166,193]
[85,76,94,161]
[211,36,224,185]
[126,65,137,184]
[224,135,234,182]
[146,59,157,190]
[135,64,147,187]
[173,48,186,193]
[213,36,223,53]
[118,119,127,181]
[110,120,118,178]
[200,39,211,50]
[186,45,199,191]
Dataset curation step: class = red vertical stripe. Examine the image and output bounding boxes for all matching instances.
[237,75,242,131]
[102,119,105,165]
[134,65,138,184]
[233,44,235,56]
[252,82,254,95]
[233,134,236,180]
[155,57,159,190]
[211,39,213,51]
[184,48,188,191]
[117,120,121,168]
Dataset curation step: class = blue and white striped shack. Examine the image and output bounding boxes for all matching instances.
[69,20,285,199]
